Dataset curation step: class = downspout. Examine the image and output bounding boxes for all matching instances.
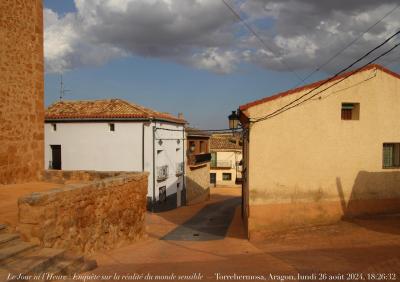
[142,122,145,171]
[182,126,185,205]
[152,122,156,212]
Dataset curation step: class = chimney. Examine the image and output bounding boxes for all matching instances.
[178,113,184,120]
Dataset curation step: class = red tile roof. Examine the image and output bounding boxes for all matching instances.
[239,64,400,112]
[45,99,186,124]
[210,134,242,151]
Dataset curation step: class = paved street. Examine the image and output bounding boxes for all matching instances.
[90,187,400,281]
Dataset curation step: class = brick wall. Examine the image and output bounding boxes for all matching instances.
[18,171,148,254]
[0,0,44,184]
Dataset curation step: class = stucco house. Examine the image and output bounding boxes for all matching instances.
[45,99,186,211]
[238,64,400,239]
[185,127,212,205]
[209,134,242,187]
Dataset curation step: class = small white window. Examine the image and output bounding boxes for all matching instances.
[109,123,115,131]
[52,123,57,131]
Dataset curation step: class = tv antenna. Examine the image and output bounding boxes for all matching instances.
[59,74,71,101]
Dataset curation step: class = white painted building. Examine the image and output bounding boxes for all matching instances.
[210,134,242,187]
[44,99,186,211]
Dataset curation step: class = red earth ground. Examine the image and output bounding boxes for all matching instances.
[86,187,400,282]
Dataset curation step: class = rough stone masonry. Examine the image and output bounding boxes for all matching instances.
[18,171,149,254]
[0,0,44,184]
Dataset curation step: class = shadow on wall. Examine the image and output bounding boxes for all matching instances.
[186,176,210,205]
[336,171,400,235]
[152,178,183,213]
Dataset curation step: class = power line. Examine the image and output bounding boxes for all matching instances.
[296,3,400,86]
[253,39,400,123]
[251,29,400,123]
[221,0,303,83]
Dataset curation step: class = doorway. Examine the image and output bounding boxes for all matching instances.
[177,182,181,207]
[50,145,61,170]
[210,173,216,186]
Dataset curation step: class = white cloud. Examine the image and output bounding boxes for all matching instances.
[189,48,239,74]
[44,0,236,73]
[44,0,400,75]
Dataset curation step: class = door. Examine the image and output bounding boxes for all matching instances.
[50,145,61,170]
[210,173,216,185]
[177,182,181,207]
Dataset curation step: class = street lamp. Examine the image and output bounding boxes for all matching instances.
[228,110,239,130]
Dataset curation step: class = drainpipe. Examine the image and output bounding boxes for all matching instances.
[142,122,145,172]
[182,126,185,205]
[152,123,156,212]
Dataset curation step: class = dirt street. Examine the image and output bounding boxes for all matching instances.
[89,187,400,281]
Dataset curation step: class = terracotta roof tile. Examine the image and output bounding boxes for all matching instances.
[45,99,186,124]
[210,134,242,151]
[186,127,211,137]
[239,64,400,112]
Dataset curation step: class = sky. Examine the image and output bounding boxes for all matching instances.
[43,0,400,129]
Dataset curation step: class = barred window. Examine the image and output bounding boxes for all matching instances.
[383,143,400,168]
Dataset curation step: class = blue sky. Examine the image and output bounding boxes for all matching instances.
[43,0,311,129]
[43,0,400,129]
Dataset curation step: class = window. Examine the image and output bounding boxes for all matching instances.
[51,123,57,131]
[210,152,217,168]
[210,173,216,184]
[200,141,205,153]
[222,173,232,181]
[109,123,115,131]
[383,143,400,168]
[341,103,360,120]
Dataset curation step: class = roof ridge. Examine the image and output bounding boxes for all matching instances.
[45,98,186,124]
[239,64,400,111]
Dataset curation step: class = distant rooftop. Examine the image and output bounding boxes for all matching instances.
[45,98,186,124]
[210,134,242,151]
[186,127,211,138]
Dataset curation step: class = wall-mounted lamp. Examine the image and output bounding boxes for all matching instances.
[228,110,239,130]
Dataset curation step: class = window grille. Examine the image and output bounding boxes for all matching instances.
[157,165,169,181]
[383,143,400,168]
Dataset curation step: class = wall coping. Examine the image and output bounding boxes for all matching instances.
[19,170,149,205]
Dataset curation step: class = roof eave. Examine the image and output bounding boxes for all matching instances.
[239,64,399,112]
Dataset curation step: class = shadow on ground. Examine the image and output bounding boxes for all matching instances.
[162,197,241,241]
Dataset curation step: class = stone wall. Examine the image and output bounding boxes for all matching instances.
[185,164,210,205]
[18,171,148,254]
[0,0,44,184]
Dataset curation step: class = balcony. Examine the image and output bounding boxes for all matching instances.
[176,162,184,176]
[187,153,211,167]
[157,165,169,181]
[210,160,232,168]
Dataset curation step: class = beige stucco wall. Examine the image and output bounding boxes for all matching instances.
[185,163,210,205]
[243,68,400,239]
[210,151,242,186]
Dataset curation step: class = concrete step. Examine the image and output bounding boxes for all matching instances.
[0,228,97,280]
[0,233,20,245]
[0,240,38,264]
[1,247,66,276]
[43,253,85,277]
